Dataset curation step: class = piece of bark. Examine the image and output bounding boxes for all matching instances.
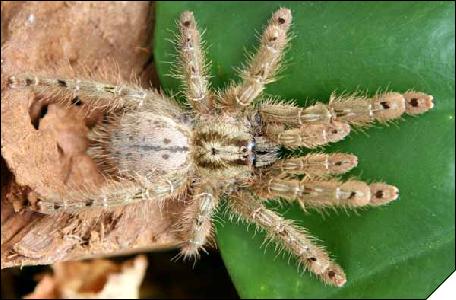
[1,1,186,269]
[24,255,148,299]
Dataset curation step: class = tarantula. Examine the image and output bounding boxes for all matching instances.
[7,8,433,287]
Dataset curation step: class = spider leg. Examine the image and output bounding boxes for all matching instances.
[329,91,433,125]
[221,8,292,109]
[260,101,333,125]
[257,177,398,209]
[259,91,433,126]
[264,121,351,149]
[177,11,214,114]
[35,175,185,213]
[179,183,219,258]
[230,191,346,287]
[8,74,164,111]
[269,153,358,177]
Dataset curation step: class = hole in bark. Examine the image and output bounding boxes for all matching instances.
[31,104,48,130]
[56,143,64,156]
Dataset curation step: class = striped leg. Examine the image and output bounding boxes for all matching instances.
[35,176,185,213]
[264,121,351,149]
[177,11,213,113]
[222,8,292,109]
[179,183,218,258]
[258,177,398,209]
[8,74,160,111]
[259,91,434,127]
[230,191,346,287]
[269,153,358,177]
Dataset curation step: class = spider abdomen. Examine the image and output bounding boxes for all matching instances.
[92,111,192,178]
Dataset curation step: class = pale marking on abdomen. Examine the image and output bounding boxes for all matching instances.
[110,113,191,176]
[128,145,189,153]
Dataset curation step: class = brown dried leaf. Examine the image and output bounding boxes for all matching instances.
[24,255,148,299]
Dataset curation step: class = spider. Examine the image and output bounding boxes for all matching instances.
[7,8,433,287]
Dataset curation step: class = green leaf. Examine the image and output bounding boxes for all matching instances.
[154,2,455,298]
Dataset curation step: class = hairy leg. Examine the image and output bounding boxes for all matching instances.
[230,191,346,287]
[8,74,161,111]
[177,11,214,114]
[264,121,350,149]
[179,183,218,257]
[222,8,292,109]
[269,153,358,177]
[35,175,185,214]
[259,91,434,126]
[257,177,398,209]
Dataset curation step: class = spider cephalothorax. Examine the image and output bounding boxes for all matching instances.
[7,8,433,287]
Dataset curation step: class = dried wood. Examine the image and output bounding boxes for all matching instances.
[1,1,185,269]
